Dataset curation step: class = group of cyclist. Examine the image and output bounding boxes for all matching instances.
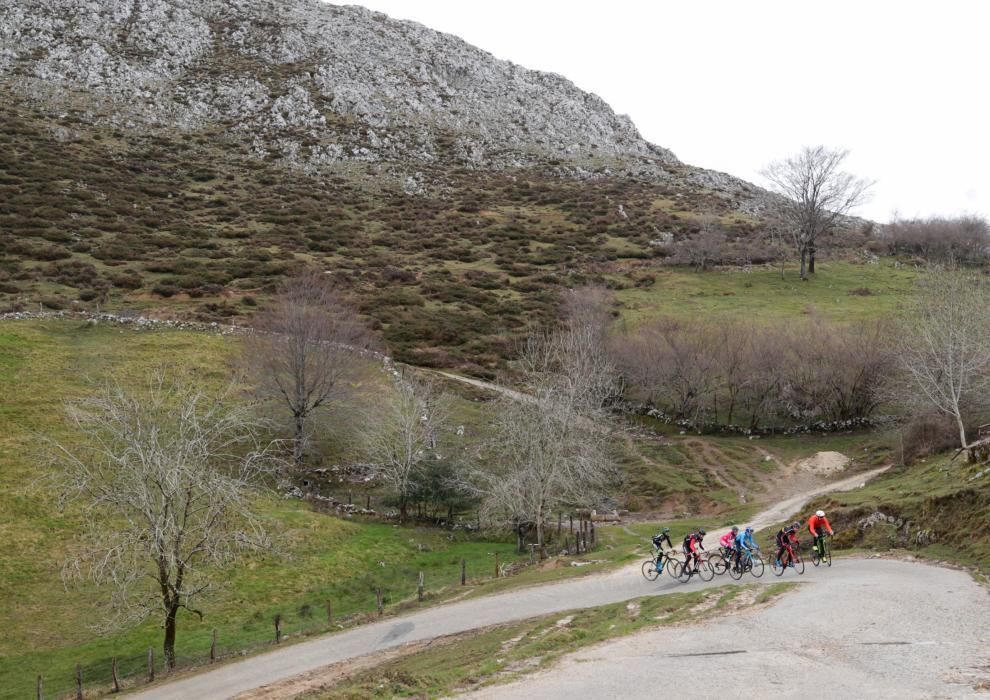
[653,510,835,576]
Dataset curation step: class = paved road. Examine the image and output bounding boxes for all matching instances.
[128,468,887,699]
[465,558,990,699]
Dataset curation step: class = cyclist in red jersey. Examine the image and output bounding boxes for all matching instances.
[774,522,800,568]
[808,510,834,558]
[682,529,706,575]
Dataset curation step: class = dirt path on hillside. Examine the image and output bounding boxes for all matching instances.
[127,468,892,700]
[463,558,990,699]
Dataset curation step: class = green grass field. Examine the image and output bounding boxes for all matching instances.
[614,259,919,326]
[0,321,536,699]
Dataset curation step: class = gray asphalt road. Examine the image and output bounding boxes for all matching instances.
[127,468,889,700]
[464,558,990,700]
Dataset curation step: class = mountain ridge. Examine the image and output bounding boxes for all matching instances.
[0,0,680,180]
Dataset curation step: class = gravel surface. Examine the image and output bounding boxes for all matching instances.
[464,558,990,700]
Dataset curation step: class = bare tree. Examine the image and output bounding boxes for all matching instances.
[896,267,990,452]
[669,215,730,271]
[762,146,872,279]
[362,375,450,523]
[245,271,373,466]
[478,293,619,557]
[49,372,278,669]
[612,318,719,431]
[880,215,990,265]
[778,319,893,424]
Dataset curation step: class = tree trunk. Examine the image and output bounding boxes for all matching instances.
[515,523,525,553]
[956,414,969,451]
[163,604,179,669]
[398,498,408,524]
[292,412,305,465]
[799,246,808,280]
[536,519,546,560]
[808,245,816,274]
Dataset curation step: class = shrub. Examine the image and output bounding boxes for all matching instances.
[901,413,973,464]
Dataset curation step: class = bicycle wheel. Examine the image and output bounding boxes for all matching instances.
[727,557,743,580]
[711,554,728,577]
[770,556,784,577]
[666,557,683,579]
[825,541,832,567]
[699,559,715,582]
[749,553,765,578]
[793,556,805,575]
[811,546,820,567]
[641,559,659,581]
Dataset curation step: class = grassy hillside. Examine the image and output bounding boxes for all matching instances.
[0,94,883,375]
[0,320,528,699]
[615,259,918,326]
[0,318,877,698]
[807,455,990,575]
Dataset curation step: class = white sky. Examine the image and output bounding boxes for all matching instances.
[346,0,989,223]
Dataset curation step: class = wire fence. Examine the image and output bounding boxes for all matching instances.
[18,519,600,700]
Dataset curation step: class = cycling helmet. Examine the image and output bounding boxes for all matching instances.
[731,525,739,533]
[816,510,826,518]
[791,522,800,531]
[662,527,670,534]
[745,526,753,533]
[698,528,707,536]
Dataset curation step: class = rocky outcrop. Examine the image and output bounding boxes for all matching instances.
[0,0,678,175]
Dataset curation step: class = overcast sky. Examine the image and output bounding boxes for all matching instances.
[349,0,988,223]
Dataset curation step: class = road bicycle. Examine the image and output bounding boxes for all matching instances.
[811,533,833,568]
[770,544,805,576]
[710,551,731,577]
[679,551,715,582]
[728,547,764,579]
[714,546,739,576]
[642,549,682,581]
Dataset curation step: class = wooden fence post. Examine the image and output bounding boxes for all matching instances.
[557,513,562,538]
[112,656,120,693]
[348,490,353,505]
[417,572,425,602]
[590,521,596,546]
[326,600,333,626]
[210,629,217,663]
[75,663,82,700]
[494,552,500,578]
[147,648,154,683]
[569,514,573,534]
[366,494,371,511]
[36,674,42,700]
[460,558,466,585]
[564,535,570,554]
[376,588,384,616]
[274,613,282,644]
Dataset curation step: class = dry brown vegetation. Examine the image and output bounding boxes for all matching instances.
[613,317,894,432]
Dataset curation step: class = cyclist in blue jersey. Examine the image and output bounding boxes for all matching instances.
[733,526,759,571]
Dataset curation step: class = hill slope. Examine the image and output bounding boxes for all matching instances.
[0,0,862,372]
